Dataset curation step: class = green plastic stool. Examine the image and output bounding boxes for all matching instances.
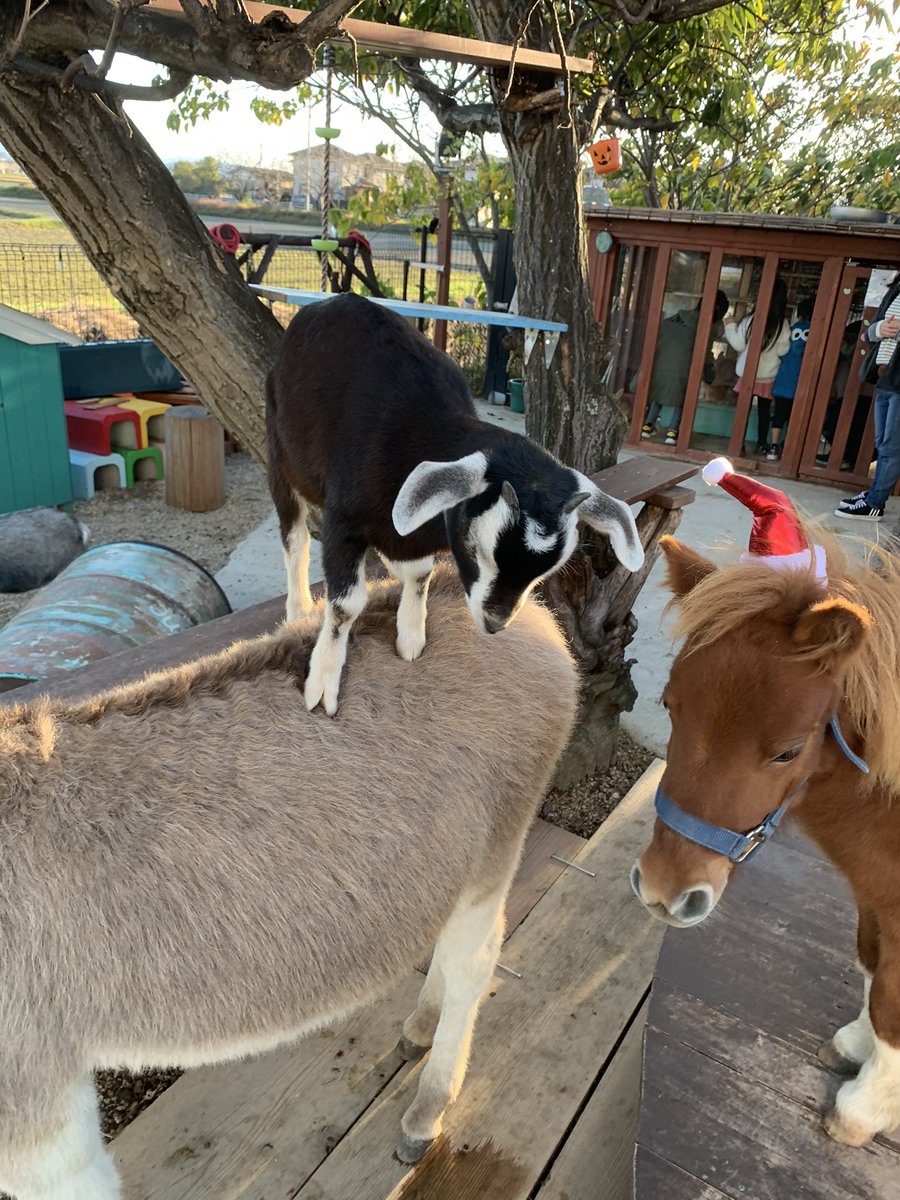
[112,445,164,487]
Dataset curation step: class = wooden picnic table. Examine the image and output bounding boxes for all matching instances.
[635,825,900,1198]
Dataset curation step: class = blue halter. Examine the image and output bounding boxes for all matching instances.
[654,715,870,864]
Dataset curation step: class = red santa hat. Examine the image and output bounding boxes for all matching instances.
[702,457,826,581]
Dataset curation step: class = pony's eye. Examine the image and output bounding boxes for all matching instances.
[661,697,669,711]
[772,747,800,764]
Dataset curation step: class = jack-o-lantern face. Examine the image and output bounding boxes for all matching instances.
[588,138,622,176]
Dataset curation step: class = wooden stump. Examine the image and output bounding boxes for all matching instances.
[164,406,225,513]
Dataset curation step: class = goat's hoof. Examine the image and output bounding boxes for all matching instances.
[817,1039,862,1076]
[823,1106,873,1147]
[395,1133,435,1164]
[396,634,426,663]
[397,1035,430,1062]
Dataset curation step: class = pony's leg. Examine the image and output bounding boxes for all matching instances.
[283,494,313,622]
[819,908,878,1074]
[0,1078,121,1200]
[826,928,900,1146]
[388,556,434,662]
[397,879,508,1163]
[399,954,445,1061]
[304,526,368,715]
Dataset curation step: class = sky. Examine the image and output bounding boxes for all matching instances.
[120,56,442,167]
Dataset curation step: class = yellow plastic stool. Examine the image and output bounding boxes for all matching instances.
[116,397,171,448]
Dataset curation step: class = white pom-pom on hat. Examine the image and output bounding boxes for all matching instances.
[702,457,733,486]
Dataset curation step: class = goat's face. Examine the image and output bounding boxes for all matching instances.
[445,483,580,633]
[393,452,644,634]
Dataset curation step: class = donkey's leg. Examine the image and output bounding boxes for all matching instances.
[0,1078,121,1200]
[388,556,434,662]
[397,880,508,1163]
[304,525,368,715]
[826,927,900,1146]
[819,908,878,1075]
[399,953,445,1061]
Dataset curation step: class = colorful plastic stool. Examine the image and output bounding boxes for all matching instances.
[115,397,171,446]
[68,449,127,500]
[64,400,141,454]
[112,446,164,487]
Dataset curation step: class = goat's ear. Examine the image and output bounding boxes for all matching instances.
[393,452,488,536]
[660,536,717,598]
[792,597,871,666]
[570,472,644,572]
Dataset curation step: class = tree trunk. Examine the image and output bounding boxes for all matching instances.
[0,72,281,464]
[499,102,626,472]
[466,0,657,783]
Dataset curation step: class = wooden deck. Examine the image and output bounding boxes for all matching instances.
[635,825,900,1198]
[110,762,665,1200]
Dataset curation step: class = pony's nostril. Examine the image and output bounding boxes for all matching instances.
[630,863,644,901]
[671,886,713,924]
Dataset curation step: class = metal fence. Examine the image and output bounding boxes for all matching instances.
[0,228,497,393]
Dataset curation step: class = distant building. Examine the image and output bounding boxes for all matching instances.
[289,146,407,208]
[219,164,293,203]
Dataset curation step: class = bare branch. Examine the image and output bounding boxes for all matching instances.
[397,59,500,136]
[298,0,361,48]
[11,52,191,100]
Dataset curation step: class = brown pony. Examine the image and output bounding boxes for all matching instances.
[632,530,900,1148]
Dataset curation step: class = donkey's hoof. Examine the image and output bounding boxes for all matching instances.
[823,1107,873,1147]
[817,1039,861,1076]
[397,1035,430,1062]
[395,1132,435,1164]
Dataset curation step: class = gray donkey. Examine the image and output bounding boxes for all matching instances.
[0,565,577,1199]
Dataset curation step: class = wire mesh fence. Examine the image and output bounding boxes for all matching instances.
[0,228,497,393]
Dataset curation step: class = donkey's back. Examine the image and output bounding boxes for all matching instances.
[0,566,577,1198]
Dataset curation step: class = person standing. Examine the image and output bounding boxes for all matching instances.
[835,272,900,521]
[640,291,729,446]
[723,278,791,455]
[767,296,815,460]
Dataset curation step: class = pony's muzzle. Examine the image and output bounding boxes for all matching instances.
[630,863,715,927]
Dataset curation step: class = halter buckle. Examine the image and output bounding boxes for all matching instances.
[733,824,770,863]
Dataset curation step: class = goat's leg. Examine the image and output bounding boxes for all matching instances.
[0,1078,121,1200]
[399,953,445,1061]
[826,921,900,1146]
[388,556,435,662]
[283,494,313,622]
[397,879,508,1163]
[304,528,368,716]
[820,909,878,1075]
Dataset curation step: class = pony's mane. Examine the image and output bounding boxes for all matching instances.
[670,527,900,792]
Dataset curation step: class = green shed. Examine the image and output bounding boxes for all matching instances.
[0,304,81,515]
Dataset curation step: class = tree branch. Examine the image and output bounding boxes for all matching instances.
[12,52,191,100]
[396,58,500,136]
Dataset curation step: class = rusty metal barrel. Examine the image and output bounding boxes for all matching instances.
[0,541,231,692]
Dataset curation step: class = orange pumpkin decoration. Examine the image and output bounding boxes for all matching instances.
[588,137,622,176]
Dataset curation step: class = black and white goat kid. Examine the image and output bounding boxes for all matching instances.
[266,294,642,714]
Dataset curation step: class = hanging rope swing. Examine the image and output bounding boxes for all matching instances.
[310,44,340,291]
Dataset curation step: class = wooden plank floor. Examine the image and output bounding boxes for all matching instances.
[113,762,666,1200]
[636,830,900,1199]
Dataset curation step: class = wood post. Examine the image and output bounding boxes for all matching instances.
[164,406,225,512]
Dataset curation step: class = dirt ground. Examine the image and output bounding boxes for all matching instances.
[0,451,273,632]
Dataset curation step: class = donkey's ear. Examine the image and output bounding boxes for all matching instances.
[660,536,717,598]
[792,598,871,665]
[393,452,489,536]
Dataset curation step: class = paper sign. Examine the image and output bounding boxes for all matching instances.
[864,268,898,310]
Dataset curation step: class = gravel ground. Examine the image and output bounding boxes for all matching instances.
[2,464,657,1145]
[0,452,272,631]
[542,730,655,838]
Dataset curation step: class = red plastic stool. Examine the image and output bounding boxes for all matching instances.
[65,401,142,454]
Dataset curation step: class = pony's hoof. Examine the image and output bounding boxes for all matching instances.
[817,1039,861,1076]
[397,1035,429,1062]
[823,1107,873,1147]
[395,1132,435,1164]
